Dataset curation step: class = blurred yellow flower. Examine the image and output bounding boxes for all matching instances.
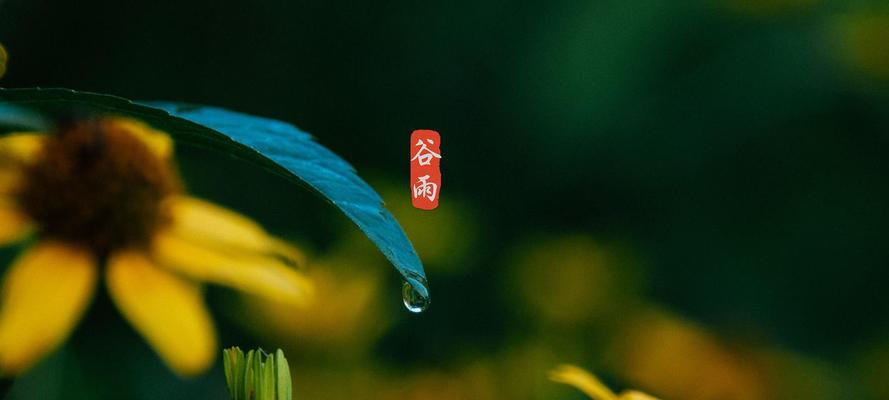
[0,43,7,79]
[370,182,478,274]
[606,309,764,400]
[753,348,843,400]
[0,117,312,376]
[550,364,659,400]
[833,12,889,81]
[510,235,646,324]
[372,362,497,400]
[238,256,389,354]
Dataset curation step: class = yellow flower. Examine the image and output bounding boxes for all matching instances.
[0,43,7,79]
[833,12,889,82]
[550,364,660,400]
[0,117,312,376]
[606,309,764,400]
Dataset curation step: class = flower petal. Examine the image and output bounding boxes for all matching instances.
[549,364,618,400]
[619,391,660,400]
[0,133,45,195]
[0,241,96,375]
[106,250,216,376]
[0,198,31,246]
[104,118,173,159]
[153,231,313,307]
[0,133,44,164]
[0,43,7,79]
[167,196,306,267]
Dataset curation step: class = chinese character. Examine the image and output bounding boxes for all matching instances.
[412,174,438,202]
[411,139,441,166]
[410,130,441,210]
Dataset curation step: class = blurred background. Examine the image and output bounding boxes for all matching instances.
[2,0,889,398]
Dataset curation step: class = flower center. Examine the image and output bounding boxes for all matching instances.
[16,118,179,255]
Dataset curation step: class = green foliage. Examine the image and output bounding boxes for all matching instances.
[223,347,292,400]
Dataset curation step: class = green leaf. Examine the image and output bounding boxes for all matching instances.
[0,103,49,131]
[274,349,292,400]
[261,354,276,400]
[222,347,292,400]
[244,349,256,400]
[223,347,250,400]
[251,350,263,400]
[0,87,430,303]
[236,350,248,400]
[223,348,236,398]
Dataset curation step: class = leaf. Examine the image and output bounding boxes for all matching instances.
[260,353,276,400]
[244,349,256,400]
[274,349,292,400]
[0,103,49,132]
[223,347,292,400]
[223,348,236,398]
[251,350,264,400]
[223,347,247,400]
[0,87,429,302]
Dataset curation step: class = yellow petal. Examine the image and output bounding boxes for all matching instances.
[106,250,215,376]
[153,230,313,307]
[0,43,7,79]
[0,133,45,194]
[549,364,618,400]
[104,118,173,159]
[619,391,660,400]
[0,133,44,163]
[0,241,96,375]
[0,170,21,195]
[0,198,31,246]
[167,196,306,267]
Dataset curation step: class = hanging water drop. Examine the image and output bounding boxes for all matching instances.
[402,280,429,313]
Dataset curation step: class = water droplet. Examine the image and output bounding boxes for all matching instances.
[402,280,429,313]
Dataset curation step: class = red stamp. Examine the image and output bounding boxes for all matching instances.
[410,130,441,210]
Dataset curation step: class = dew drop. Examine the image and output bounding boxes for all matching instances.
[402,280,430,313]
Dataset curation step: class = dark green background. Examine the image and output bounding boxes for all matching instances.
[1,0,888,399]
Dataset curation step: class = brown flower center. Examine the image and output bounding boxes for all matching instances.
[16,118,179,255]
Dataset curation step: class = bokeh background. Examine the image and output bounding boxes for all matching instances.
[2,0,889,399]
